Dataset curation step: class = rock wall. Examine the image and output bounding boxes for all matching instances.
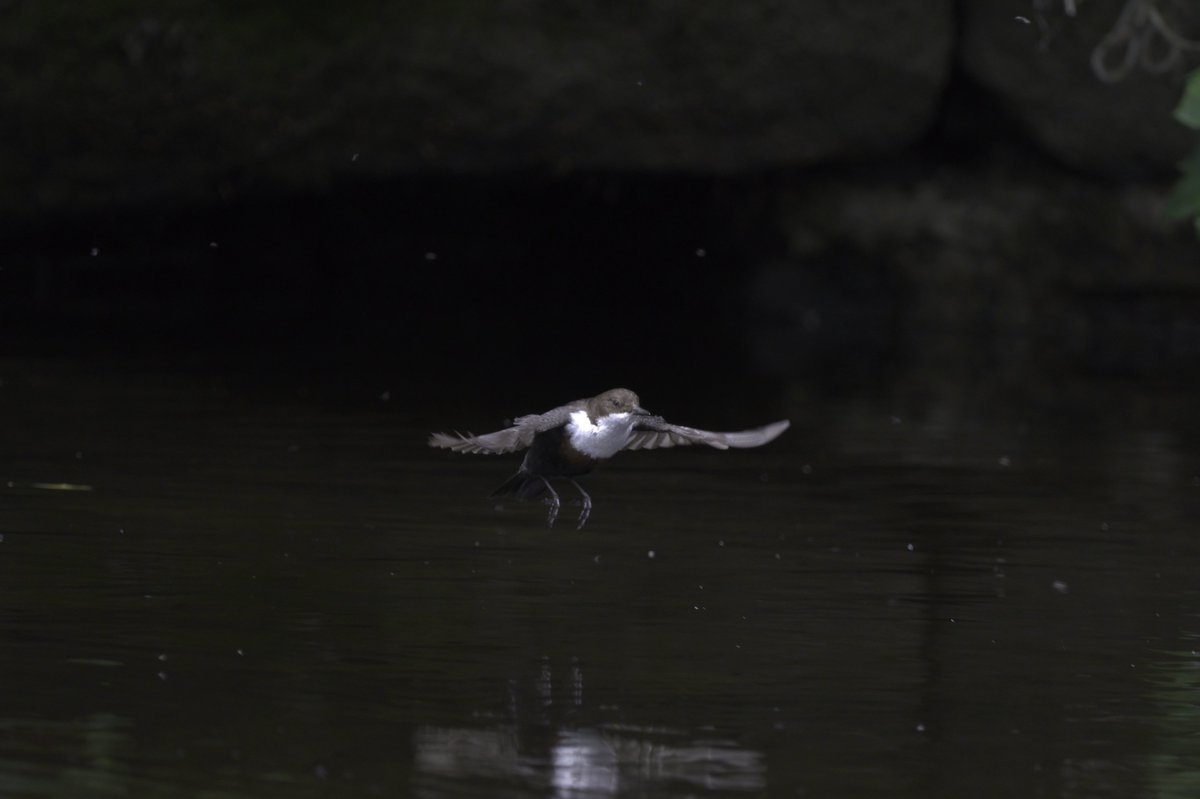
[961,1,1198,177]
[5,0,1200,381]
[4,1,951,216]
[5,1,1197,220]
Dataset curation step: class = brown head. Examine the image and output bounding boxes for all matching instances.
[586,388,649,422]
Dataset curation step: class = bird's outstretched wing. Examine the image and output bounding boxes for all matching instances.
[428,427,529,454]
[428,404,580,454]
[624,418,790,451]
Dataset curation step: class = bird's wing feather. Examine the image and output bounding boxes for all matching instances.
[428,403,582,454]
[428,427,529,454]
[511,403,580,433]
[623,418,790,451]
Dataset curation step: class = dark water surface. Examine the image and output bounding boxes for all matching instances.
[3,360,1200,798]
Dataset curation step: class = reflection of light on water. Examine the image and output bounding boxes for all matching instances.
[1143,631,1200,797]
[551,729,617,795]
[0,713,133,797]
[414,724,766,796]
[413,726,532,781]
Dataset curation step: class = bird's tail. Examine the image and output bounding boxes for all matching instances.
[490,470,547,500]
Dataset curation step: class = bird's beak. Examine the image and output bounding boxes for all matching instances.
[633,405,651,416]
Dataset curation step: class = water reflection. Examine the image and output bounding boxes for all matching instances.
[414,660,765,796]
[415,724,765,797]
[1145,630,1200,797]
[0,714,134,798]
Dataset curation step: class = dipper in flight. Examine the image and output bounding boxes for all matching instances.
[428,388,789,529]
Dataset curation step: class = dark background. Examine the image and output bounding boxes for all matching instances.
[5,5,1200,797]
[1,0,1199,400]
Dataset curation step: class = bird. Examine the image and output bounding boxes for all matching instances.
[428,388,790,529]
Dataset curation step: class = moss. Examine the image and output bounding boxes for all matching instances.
[1168,69,1200,236]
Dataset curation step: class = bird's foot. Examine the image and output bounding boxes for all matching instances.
[536,476,562,529]
[568,478,592,530]
[543,496,560,528]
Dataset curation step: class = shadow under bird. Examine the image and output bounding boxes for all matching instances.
[428,388,790,529]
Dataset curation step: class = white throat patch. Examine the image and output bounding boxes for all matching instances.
[567,410,636,458]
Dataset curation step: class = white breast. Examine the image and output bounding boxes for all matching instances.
[567,410,636,459]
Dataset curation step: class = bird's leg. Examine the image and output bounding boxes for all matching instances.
[538,476,561,528]
[568,478,592,529]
